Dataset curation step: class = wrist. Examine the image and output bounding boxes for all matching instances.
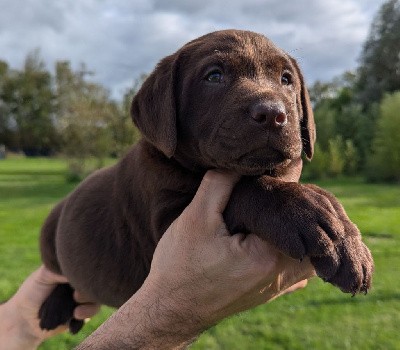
[0,299,42,350]
[116,279,206,348]
[139,279,207,337]
[78,278,206,350]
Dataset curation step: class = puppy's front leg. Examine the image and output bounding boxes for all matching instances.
[223,176,373,294]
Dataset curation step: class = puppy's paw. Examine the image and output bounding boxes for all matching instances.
[304,184,374,294]
[39,283,84,334]
[328,238,373,294]
[265,182,345,263]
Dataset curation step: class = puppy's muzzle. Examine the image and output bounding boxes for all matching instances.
[250,101,287,128]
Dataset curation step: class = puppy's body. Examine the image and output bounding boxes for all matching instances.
[41,142,302,308]
[42,141,200,306]
[39,30,373,331]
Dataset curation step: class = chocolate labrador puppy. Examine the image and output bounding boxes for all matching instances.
[39,29,374,333]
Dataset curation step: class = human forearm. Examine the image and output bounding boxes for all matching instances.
[77,281,204,350]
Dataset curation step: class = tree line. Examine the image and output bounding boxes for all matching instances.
[0,0,399,182]
[0,49,141,179]
[303,0,400,182]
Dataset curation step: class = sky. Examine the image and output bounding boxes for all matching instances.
[0,0,387,99]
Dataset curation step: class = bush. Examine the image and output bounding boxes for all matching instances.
[304,137,360,180]
[343,139,359,175]
[327,136,345,177]
[303,143,328,180]
[367,91,400,182]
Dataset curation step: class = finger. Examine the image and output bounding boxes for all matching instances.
[74,290,95,304]
[190,170,240,216]
[37,265,69,285]
[267,279,309,302]
[281,279,308,294]
[74,303,101,320]
[41,324,69,337]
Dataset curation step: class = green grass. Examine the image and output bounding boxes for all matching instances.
[1,158,399,349]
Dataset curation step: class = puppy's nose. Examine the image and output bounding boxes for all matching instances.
[250,102,287,128]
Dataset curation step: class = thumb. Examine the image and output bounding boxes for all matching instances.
[189,170,240,217]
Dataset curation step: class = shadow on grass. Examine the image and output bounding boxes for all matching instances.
[306,292,400,307]
[0,170,66,176]
[317,180,400,208]
[363,232,394,239]
[0,178,76,204]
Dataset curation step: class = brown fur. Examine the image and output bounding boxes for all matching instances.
[39,30,373,332]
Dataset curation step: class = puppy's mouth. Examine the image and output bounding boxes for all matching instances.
[234,160,290,176]
[231,148,291,176]
[200,137,301,176]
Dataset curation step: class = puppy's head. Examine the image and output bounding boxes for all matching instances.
[132,29,315,175]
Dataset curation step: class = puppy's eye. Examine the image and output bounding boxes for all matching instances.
[281,72,293,86]
[205,70,223,83]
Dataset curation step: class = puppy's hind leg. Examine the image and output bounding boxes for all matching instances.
[38,284,84,334]
[39,200,84,334]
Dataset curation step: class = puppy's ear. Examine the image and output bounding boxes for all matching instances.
[131,54,178,158]
[290,57,316,160]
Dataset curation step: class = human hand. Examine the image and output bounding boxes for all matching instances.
[0,266,100,349]
[146,170,315,330]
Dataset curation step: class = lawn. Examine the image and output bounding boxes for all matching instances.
[0,157,399,349]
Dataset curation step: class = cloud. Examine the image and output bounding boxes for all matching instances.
[0,0,387,98]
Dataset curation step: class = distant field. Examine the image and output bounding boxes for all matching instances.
[0,157,399,349]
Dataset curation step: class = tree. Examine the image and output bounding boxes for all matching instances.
[0,61,11,147]
[357,0,400,106]
[107,76,145,158]
[367,91,400,182]
[343,139,359,176]
[307,1,400,179]
[303,142,328,179]
[0,52,141,164]
[0,50,57,155]
[310,72,367,168]
[55,61,117,179]
[327,136,345,177]
[312,99,337,151]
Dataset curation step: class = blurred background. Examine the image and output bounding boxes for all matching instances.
[0,0,399,349]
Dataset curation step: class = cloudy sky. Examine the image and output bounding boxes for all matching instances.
[0,0,386,99]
